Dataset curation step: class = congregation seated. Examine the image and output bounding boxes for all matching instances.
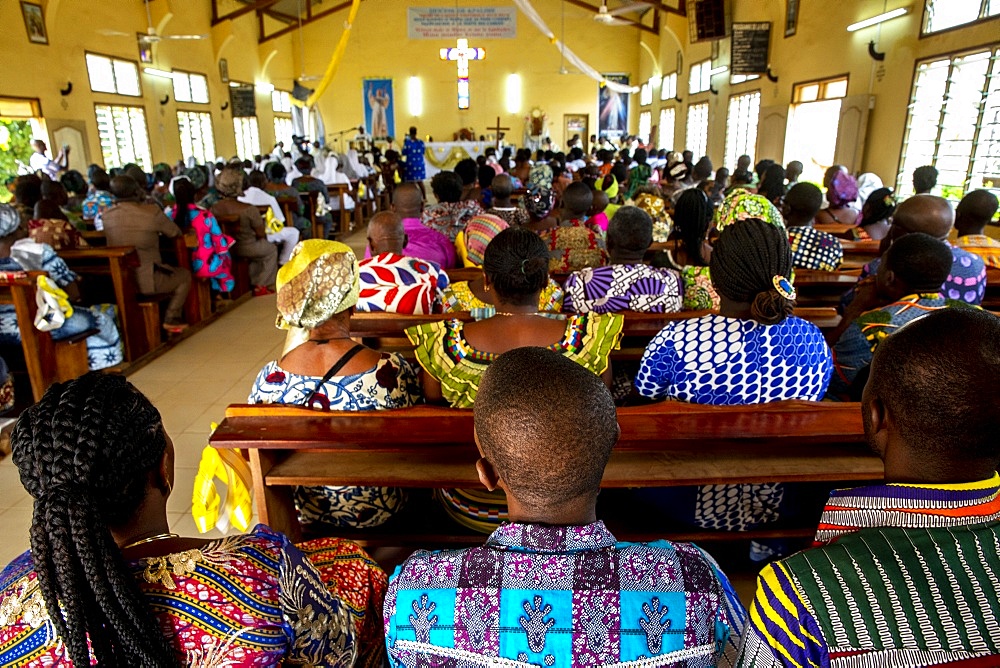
[853,186,896,241]
[32,179,69,221]
[522,185,559,231]
[385,182,456,269]
[164,176,236,297]
[102,175,192,333]
[11,175,41,225]
[421,171,482,242]
[0,204,123,369]
[406,226,623,531]
[239,169,300,265]
[211,167,279,296]
[527,150,554,189]
[756,163,786,206]
[634,217,833,560]
[562,205,682,314]
[384,348,746,665]
[248,239,420,528]
[0,372,385,666]
[739,308,1000,666]
[262,161,310,235]
[624,147,652,200]
[784,182,844,271]
[454,158,480,203]
[357,211,448,314]
[827,233,967,400]
[953,189,1000,267]
[815,166,858,225]
[485,173,529,227]
[842,194,986,307]
[541,181,608,273]
[290,155,334,239]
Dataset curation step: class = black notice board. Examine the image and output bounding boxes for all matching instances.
[731,22,771,75]
[229,85,256,118]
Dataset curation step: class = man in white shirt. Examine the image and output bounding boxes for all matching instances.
[29,140,68,180]
[238,170,299,265]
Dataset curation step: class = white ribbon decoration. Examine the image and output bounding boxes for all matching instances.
[511,0,640,94]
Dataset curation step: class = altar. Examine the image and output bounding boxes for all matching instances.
[423,141,491,178]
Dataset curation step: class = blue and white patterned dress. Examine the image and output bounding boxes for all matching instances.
[0,242,124,370]
[633,314,833,558]
[248,352,420,528]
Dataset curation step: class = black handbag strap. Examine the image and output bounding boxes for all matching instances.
[302,344,365,407]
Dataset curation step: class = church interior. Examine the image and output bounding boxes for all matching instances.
[0,0,999,665]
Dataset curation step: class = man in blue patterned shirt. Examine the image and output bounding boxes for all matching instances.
[383,347,746,667]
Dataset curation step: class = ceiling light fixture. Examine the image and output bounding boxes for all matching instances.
[847,7,908,32]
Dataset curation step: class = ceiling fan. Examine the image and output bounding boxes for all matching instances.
[99,0,206,43]
[593,0,651,26]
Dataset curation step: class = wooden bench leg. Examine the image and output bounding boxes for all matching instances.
[53,338,92,384]
[249,449,302,542]
[194,279,213,320]
[139,302,161,348]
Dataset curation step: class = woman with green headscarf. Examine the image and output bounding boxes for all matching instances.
[248,240,420,529]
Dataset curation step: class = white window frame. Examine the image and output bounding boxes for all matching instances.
[233,116,260,160]
[177,110,216,165]
[897,46,1000,202]
[638,110,652,143]
[689,60,712,95]
[94,104,151,170]
[660,72,678,101]
[730,74,760,85]
[922,0,1000,34]
[85,53,141,97]
[273,117,293,150]
[658,107,676,150]
[640,83,653,106]
[724,91,761,174]
[271,90,292,113]
[172,71,210,104]
[685,102,710,160]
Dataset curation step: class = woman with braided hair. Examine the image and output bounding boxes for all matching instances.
[633,217,832,561]
[653,187,720,310]
[0,372,388,667]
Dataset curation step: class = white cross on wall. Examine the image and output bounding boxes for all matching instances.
[440,38,485,109]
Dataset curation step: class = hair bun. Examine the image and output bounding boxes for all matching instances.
[750,289,794,326]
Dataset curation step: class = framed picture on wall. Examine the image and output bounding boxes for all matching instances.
[785,0,800,37]
[564,114,588,153]
[21,2,48,45]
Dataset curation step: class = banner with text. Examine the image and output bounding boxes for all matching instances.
[407,7,517,40]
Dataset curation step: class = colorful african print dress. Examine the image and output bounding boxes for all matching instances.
[0,525,387,667]
[385,520,748,667]
[633,314,833,558]
[738,474,1000,667]
[422,201,483,242]
[441,279,564,319]
[844,246,986,308]
[828,293,971,400]
[562,263,683,314]
[165,203,236,293]
[788,226,844,271]
[356,252,448,314]
[249,353,421,528]
[405,314,624,532]
[956,233,1000,268]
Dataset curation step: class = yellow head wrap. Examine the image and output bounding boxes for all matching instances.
[276,240,359,331]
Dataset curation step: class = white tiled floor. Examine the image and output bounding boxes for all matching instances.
[0,293,286,565]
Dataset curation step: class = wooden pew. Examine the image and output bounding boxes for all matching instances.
[0,272,92,402]
[159,235,211,324]
[212,213,253,297]
[60,247,153,362]
[839,239,880,268]
[327,184,355,239]
[210,401,879,544]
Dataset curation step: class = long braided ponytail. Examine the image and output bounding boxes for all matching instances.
[710,218,795,325]
[11,372,179,666]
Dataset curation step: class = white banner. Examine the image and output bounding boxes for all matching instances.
[407,7,517,40]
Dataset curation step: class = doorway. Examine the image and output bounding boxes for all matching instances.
[564,114,588,153]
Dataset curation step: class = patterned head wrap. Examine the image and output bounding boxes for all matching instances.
[634,193,674,243]
[215,168,246,198]
[828,171,859,207]
[715,191,785,233]
[276,240,359,331]
[184,167,207,190]
[0,204,20,238]
[524,187,555,220]
[462,214,509,267]
[168,176,190,196]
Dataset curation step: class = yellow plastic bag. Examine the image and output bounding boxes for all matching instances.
[264,207,283,235]
[192,423,254,533]
[34,275,74,331]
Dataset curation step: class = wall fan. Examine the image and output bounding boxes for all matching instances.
[594,0,652,25]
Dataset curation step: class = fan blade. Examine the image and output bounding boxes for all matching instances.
[97,29,132,37]
[608,1,652,16]
[594,15,632,26]
[162,34,208,40]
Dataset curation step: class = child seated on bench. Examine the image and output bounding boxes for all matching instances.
[384,347,746,667]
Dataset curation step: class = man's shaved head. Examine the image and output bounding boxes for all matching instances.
[474,347,618,512]
[392,183,423,217]
[491,173,513,199]
[367,211,405,255]
[891,194,955,240]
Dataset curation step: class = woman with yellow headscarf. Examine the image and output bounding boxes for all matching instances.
[248,240,420,529]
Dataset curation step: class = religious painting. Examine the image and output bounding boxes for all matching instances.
[598,75,630,142]
[363,79,395,140]
[564,114,589,153]
[785,0,799,37]
[21,2,47,45]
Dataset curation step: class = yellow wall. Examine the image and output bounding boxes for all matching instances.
[642,1,998,187]
[1,0,996,187]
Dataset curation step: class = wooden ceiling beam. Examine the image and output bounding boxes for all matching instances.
[212,0,281,26]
